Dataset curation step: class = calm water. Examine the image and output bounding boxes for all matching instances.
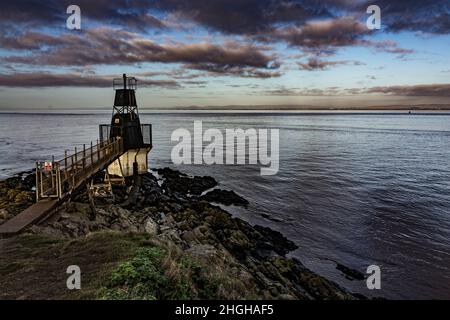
[1,112,450,299]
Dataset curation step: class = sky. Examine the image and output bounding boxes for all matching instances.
[0,0,449,110]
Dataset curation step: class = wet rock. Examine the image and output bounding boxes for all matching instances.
[156,167,217,196]
[261,212,284,223]
[139,173,166,205]
[336,263,365,281]
[252,225,297,257]
[200,189,249,207]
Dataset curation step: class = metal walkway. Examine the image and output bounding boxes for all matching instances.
[0,138,124,237]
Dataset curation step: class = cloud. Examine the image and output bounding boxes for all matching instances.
[371,0,450,34]
[0,31,65,50]
[2,0,448,36]
[0,72,181,88]
[149,0,333,34]
[4,28,279,78]
[183,63,283,78]
[297,58,363,71]
[261,16,368,49]
[263,83,450,97]
[263,86,346,96]
[0,0,444,87]
[150,0,450,36]
[363,40,415,57]
[362,84,450,97]
[258,16,414,57]
[0,0,167,31]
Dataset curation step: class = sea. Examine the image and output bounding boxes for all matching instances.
[1,111,450,299]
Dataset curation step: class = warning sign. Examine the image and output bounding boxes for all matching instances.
[44,162,53,171]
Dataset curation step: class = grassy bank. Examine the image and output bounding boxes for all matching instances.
[1,231,258,300]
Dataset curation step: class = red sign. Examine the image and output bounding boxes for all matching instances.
[44,162,53,171]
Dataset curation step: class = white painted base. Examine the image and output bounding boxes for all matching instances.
[107,148,150,177]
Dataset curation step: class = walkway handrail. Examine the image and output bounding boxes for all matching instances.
[36,137,123,201]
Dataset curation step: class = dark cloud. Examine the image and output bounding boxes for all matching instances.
[149,0,333,34]
[0,0,167,31]
[260,16,368,49]
[297,58,363,71]
[0,1,61,26]
[0,0,440,75]
[323,0,450,35]
[0,0,332,34]
[1,0,448,35]
[263,83,450,97]
[258,16,414,57]
[368,0,450,34]
[362,84,450,97]
[264,86,344,96]
[150,0,450,36]
[0,31,64,50]
[0,72,181,88]
[184,63,283,78]
[4,28,278,76]
[0,0,444,85]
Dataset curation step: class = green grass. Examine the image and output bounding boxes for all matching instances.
[97,245,219,300]
[1,231,259,300]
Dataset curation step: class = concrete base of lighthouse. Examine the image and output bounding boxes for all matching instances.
[107,148,150,177]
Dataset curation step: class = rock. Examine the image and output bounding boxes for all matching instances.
[336,263,365,281]
[261,212,284,222]
[156,167,217,196]
[113,206,131,218]
[186,244,217,260]
[253,225,298,256]
[159,225,171,232]
[278,294,296,300]
[160,229,183,245]
[226,229,251,251]
[181,230,197,242]
[144,217,159,235]
[60,213,71,219]
[200,189,249,207]
[74,203,91,215]
[0,171,35,219]
[0,208,10,219]
[119,218,131,229]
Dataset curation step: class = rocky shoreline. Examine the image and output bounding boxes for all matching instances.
[0,168,364,300]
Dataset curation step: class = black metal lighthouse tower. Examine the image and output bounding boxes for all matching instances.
[100,74,152,177]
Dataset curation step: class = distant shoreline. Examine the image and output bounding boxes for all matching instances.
[1,104,450,114]
[1,110,450,116]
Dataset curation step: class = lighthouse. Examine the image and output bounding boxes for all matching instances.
[100,74,152,177]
